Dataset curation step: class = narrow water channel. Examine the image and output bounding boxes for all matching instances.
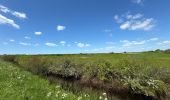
[46,75,154,100]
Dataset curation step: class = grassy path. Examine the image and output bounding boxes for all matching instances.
[0,61,79,100]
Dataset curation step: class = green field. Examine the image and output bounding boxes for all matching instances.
[1,52,170,100]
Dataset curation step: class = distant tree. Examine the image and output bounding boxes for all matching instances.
[164,49,170,54]
[110,52,114,54]
[155,49,162,53]
[123,51,127,54]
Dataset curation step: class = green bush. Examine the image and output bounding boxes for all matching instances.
[1,55,17,63]
[84,60,113,81]
[147,67,170,84]
[124,77,166,99]
[48,58,83,79]
[115,59,167,98]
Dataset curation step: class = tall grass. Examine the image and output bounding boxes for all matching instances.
[1,52,170,99]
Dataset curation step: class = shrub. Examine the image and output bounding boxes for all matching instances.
[115,59,167,98]
[1,55,17,63]
[48,58,83,79]
[164,49,170,54]
[147,67,170,84]
[84,60,113,81]
[124,77,166,99]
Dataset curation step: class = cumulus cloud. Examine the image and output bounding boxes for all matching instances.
[0,5,27,29]
[12,11,27,19]
[115,13,155,31]
[120,21,131,30]
[0,5,27,19]
[114,15,123,23]
[148,38,159,41]
[0,14,20,29]
[60,41,66,46]
[9,39,15,42]
[24,36,31,39]
[57,25,66,31]
[45,42,58,47]
[76,42,90,48]
[157,41,170,45]
[120,38,159,47]
[19,42,31,46]
[126,13,143,19]
[0,5,10,13]
[34,32,42,35]
[120,40,146,47]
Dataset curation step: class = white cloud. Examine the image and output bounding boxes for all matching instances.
[120,40,146,47]
[120,38,159,47]
[12,11,27,19]
[158,41,170,45]
[148,38,159,41]
[126,13,143,19]
[60,41,66,46]
[114,15,123,23]
[120,21,131,30]
[76,42,90,48]
[34,32,42,35]
[45,42,58,47]
[0,14,20,29]
[19,42,31,46]
[57,25,66,31]
[0,5,27,19]
[131,0,144,4]
[0,5,10,13]
[115,13,155,31]
[24,36,31,39]
[9,39,15,42]
[0,5,27,29]
[130,18,154,31]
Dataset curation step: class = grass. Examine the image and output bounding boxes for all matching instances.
[0,61,110,100]
[0,61,79,100]
[1,52,170,99]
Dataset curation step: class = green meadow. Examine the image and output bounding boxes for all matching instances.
[1,51,170,100]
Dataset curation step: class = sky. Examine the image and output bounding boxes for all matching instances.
[0,0,170,54]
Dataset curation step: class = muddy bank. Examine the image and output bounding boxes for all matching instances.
[46,72,158,100]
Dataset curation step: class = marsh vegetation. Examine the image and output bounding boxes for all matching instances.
[1,51,170,100]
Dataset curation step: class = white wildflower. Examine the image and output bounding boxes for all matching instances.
[77,96,82,100]
[55,85,60,88]
[104,98,108,100]
[99,96,103,100]
[55,94,58,97]
[47,92,52,97]
[57,91,60,94]
[62,93,67,98]
[103,92,107,96]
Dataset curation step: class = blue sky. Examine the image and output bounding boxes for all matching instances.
[0,0,170,54]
